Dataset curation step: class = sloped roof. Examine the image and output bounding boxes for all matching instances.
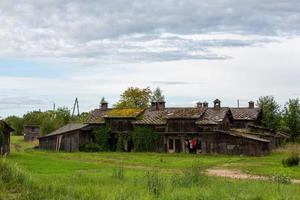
[134,107,206,125]
[105,108,144,118]
[39,123,88,138]
[230,108,261,120]
[0,120,14,132]
[86,109,108,124]
[196,108,230,125]
[217,130,270,143]
[133,109,167,125]
[165,107,206,119]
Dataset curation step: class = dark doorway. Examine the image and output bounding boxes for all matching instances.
[175,139,181,153]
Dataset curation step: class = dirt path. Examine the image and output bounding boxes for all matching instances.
[206,168,300,184]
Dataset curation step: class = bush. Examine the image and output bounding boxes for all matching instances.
[93,126,111,151]
[112,166,125,180]
[0,160,27,187]
[171,165,208,187]
[282,153,299,167]
[131,126,157,152]
[116,133,125,152]
[79,143,101,152]
[145,171,164,197]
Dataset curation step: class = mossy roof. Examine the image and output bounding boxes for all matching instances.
[105,108,144,118]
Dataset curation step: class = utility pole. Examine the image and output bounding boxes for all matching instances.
[72,98,80,116]
[237,99,240,108]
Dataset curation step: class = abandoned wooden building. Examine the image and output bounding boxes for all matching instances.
[230,101,262,128]
[23,125,40,141]
[0,120,14,156]
[38,99,286,156]
[38,123,92,152]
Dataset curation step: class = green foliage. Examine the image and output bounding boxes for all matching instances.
[282,153,299,167]
[171,165,208,187]
[270,174,291,184]
[5,107,89,136]
[131,126,157,152]
[257,96,281,129]
[151,87,165,102]
[0,160,27,187]
[116,133,125,152]
[145,171,165,197]
[0,125,3,151]
[114,87,152,109]
[79,143,101,152]
[4,116,24,135]
[112,165,125,180]
[93,125,111,151]
[281,99,300,141]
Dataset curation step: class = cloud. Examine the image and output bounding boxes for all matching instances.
[0,0,297,63]
[151,81,205,85]
[0,95,47,110]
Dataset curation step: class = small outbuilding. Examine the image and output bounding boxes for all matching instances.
[38,123,91,152]
[23,125,40,141]
[0,120,14,156]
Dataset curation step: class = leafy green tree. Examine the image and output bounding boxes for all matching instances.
[281,99,300,141]
[151,87,165,102]
[114,87,152,109]
[4,116,24,135]
[257,96,281,129]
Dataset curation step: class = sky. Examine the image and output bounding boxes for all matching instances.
[0,0,300,117]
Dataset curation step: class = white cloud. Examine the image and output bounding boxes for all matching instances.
[0,1,299,63]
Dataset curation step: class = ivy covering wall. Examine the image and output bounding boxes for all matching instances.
[0,122,4,151]
[131,126,157,152]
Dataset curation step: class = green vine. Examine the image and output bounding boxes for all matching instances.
[0,122,4,151]
[130,126,157,152]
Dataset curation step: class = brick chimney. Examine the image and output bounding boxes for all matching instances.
[214,99,221,109]
[196,102,203,108]
[203,101,208,108]
[100,97,108,111]
[151,101,165,111]
[249,101,255,109]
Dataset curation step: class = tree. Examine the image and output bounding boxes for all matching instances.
[114,87,152,109]
[5,116,24,135]
[151,87,165,102]
[281,99,300,141]
[257,96,281,129]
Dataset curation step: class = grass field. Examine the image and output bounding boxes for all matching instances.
[1,136,300,200]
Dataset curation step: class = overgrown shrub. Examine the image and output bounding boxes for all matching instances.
[116,133,125,152]
[131,126,157,152]
[145,171,164,197]
[79,143,101,152]
[112,166,125,180]
[93,125,111,151]
[0,160,27,188]
[171,166,208,187]
[282,153,299,167]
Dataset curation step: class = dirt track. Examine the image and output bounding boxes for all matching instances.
[206,168,300,184]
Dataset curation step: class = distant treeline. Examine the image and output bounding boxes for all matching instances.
[5,107,88,136]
